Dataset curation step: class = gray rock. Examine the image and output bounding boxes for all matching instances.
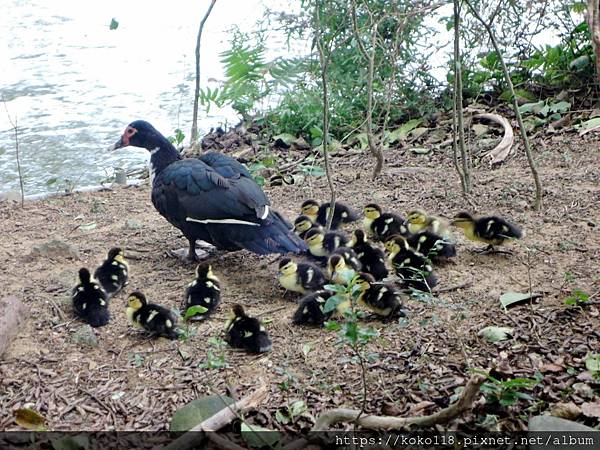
[170,395,235,431]
[72,325,98,348]
[124,218,143,230]
[30,240,80,260]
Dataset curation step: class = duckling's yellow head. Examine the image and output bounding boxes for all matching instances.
[328,254,346,274]
[354,272,374,291]
[304,228,324,247]
[384,235,407,254]
[278,257,298,276]
[451,212,475,230]
[301,199,319,218]
[407,209,427,225]
[363,203,382,220]
[108,247,126,263]
[127,291,146,310]
[294,215,314,234]
[196,262,217,280]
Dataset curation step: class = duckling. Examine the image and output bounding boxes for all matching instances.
[406,209,449,237]
[183,263,221,320]
[384,235,437,292]
[126,292,179,339]
[301,199,359,229]
[72,268,110,327]
[224,304,272,353]
[451,212,523,252]
[331,247,362,271]
[363,203,409,242]
[293,215,321,239]
[277,257,326,295]
[292,290,350,326]
[406,231,456,261]
[327,254,358,285]
[93,247,128,298]
[355,272,404,319]
[348,229,388,280]
[304,228,348,259]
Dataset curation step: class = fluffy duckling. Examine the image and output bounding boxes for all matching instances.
[355,272,404,319]
[301,199,358,229]
[363,203,409,242]
[304,228,348,259]
[94,247,129,298]
[406,231,456,261]
[331,247,362,271]
[72,268,110,327]
[327,254,358,285]
[384,235,437,291]
[451,212,523,252]
[293,215,321,239]
[348,229,388,280]
[292,290,350,326]
[225,304,272,353]
[406,209,449,237]
[126,292,179,339]
[277,257,326,294]
[184,263,221,320]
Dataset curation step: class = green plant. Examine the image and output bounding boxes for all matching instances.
[479,372,542,407]
[199,337,229,370]
[564,288,590,307]
[168,128,186,148]
[183,305,208,321]
[275,399,307,425]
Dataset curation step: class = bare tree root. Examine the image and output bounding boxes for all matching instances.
[312,373,486,431]
[474,113,514,166]
[160,382,269,450]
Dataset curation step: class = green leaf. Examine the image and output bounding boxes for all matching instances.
[500,291,541,309]
[289,399,307,417]
[324,321,341,331]
[387,118,422,143]
[300,165,325,177]
[301,343,312,358]
[275,410,289,424]
[478,326,513,343]
[576,117,600,131]
[324,284,347,293]
[569,55,590,71]
[585,354,600,374]
[353,132,369,150]
[14,408,47,431]
[241,422,280,448]
[549,101,570,114]
[46,177,58,186]
[109,18,119,30]
[323,295,346,313]
[183,305,209,320]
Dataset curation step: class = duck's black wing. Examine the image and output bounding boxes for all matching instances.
[152,153,305,254]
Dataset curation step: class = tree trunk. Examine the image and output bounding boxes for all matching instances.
[588,0,600,83]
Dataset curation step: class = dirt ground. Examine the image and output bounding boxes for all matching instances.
[0,130,599,434]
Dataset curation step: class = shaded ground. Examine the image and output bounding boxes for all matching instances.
[0,129,599,434]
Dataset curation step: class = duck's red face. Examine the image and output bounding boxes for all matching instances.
[109,125,138,150]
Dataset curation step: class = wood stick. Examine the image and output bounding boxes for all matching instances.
[160,382,269,450]
[312,373,486,430]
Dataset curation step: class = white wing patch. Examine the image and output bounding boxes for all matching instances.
[147,310,159,323]
[186,217,259,226]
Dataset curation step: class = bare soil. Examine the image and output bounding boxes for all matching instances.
[0,131,599,433]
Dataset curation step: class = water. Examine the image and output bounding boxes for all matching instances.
[0,0,298,196]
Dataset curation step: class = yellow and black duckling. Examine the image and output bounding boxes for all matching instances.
[327,253,358,285]
[93,247,129,298]
[384,235,437,292]
[355,272,404,319]
[406,209,449,237]
[183,263,221,320]
[348,229,388,280]
[72,268,110,327]
[304,227,348,259]
[331,247,362,271]
[277,257,326,295]
[406,231,456,261]
[451,212,523,252]
[301,199,359,229]
[292,290,350,326]
[363,203,409,242]
[126,292,179,339]
[293,215,321,239]
[224,304,272,353]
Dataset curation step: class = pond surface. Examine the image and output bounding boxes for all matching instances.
[0,0,296,196]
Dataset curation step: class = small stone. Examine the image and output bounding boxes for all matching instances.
[124,218,143,230]
[29,240,80,260]
[72,325,99,348]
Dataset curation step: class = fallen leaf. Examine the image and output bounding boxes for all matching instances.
[500,291,541,309]
[584,354,600,374]
[550,402,581,420]
[478,326,513,343]
[241,422,280,447]
[539,363,564,373]
[581,401,600,418]
[14,408,47,430]
[410,147,431,155]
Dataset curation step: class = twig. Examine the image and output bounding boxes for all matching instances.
[312,373,486,430]
[159,382,268,450]
[190,0,217,149]
[2,99,25,206]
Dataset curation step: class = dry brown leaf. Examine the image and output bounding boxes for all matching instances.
[539,363,564,373]
[550,402,582,420]
[581,401,600,418]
